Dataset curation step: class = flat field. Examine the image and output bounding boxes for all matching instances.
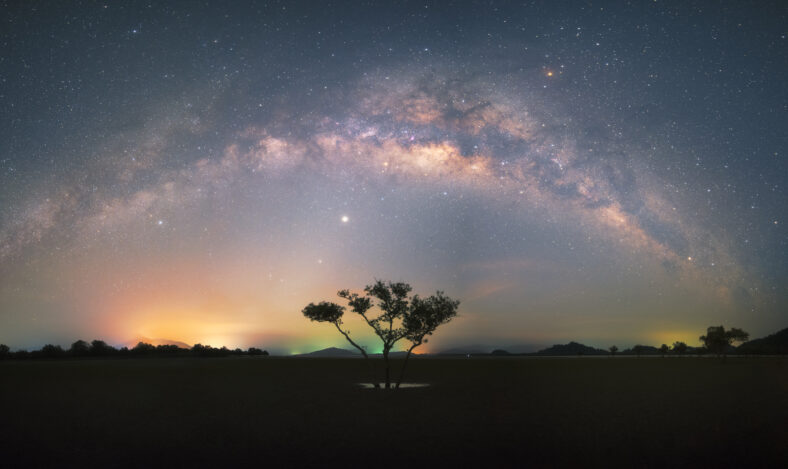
[1,357,787,467]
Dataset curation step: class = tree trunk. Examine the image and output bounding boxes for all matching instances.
[383,349,390,389]
[395,343,419,388]
[334,322,379,388]
[364,355,379,388]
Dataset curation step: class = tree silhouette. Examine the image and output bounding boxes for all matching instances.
[190,343,230,357]
[658,344,669,357]
[69,340,91,357]
[248,347,268,356]
[40,344,65,358]
[609,345,618,357]
[632,345,646,357]
[90,340,115,356]
[672,341,688,357]
[0,339,277,360]
[302,300,380,387]
[395,291,459,388]
[131,342,156,355]
[699,326,749,357]
[155,344,182,355]
[303,280,459,389]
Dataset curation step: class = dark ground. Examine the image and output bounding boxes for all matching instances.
[1,356,787,468]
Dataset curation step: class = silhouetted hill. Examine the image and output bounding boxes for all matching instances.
[738,327,788,354]
[501,344,544,354]
[296,347,360,357]
[293,348,417,358]
[621,345,659,355]
[374,351,411,358]
[437,345,492,355]
[534,342,607,356]
[121,337,192,349]
[436,343,543,355]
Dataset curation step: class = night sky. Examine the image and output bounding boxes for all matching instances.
[1,1,786,354]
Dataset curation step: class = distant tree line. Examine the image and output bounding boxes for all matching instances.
[2,324,785,361]
[0,340,268,360]
[479,325,786,357]
[555,326,754,358]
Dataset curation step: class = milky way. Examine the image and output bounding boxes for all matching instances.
[1,2,785,352]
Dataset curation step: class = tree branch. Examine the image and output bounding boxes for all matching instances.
[396,339,422,388]
[333,321,379,388]
[334,322,367,358]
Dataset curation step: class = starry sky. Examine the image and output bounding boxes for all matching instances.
[1,1,786,354]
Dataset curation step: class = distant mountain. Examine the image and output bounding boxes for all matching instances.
[295,347,360,357]
[738,327,788,354]
[534,342,607,356]
[621,345,660,356]
[374,351,411,358]
[121,337,192,350]
[436,343,544,355]
[294,348,419,358]
[437,345,495,355]
[501,344,544,354]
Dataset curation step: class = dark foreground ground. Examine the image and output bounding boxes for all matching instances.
[1,357,787,468]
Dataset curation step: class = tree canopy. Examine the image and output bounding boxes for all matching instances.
[672,341,688,356]
[302,279,459,389]
[699,326,749,356]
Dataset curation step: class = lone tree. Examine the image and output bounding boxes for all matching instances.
[672,341,688,357]
[302,280,459,389]
[658,344,670,357]
[609,345,618,357]
[699,326,749,357]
